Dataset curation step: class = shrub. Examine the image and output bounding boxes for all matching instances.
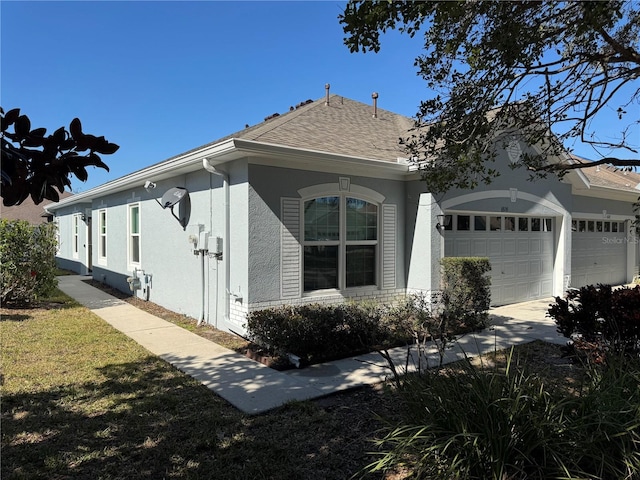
[548,284,640,358]
[0,219,58,305]
[246,302,395,362]
[364,350,640,480]
[440,257,491,331]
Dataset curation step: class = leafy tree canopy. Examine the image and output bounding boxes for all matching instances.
[1,108,119,206]
[341,0,640,193]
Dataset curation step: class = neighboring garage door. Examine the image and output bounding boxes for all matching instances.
[571,219,627,287]
[444,213,555,305]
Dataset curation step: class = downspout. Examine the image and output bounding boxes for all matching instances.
[198,249,205,326]
[202,158,230,328]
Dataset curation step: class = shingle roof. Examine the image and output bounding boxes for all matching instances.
[570,155,640,193]
[1,191,73,224]
[217,94,415,162]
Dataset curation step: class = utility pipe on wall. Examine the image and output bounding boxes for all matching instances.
[202,158,230,329]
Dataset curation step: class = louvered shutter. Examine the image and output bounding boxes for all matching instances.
[281,198,301,298]
[382,204,397,289]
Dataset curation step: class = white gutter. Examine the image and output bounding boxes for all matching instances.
[202,158,230,329]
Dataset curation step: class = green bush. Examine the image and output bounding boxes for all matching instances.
[440,257,491,331]
[246,302,401,362]
[0,219,58,305]
[364,350,640,480]
[548,284,640,359]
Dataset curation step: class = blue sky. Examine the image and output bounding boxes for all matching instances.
[2,1,637,193]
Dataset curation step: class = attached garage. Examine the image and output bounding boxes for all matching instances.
[571,219,628,287]
[444,213,555,305]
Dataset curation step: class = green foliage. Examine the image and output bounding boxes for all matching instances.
[246,302,398,363]
[1,107,119,206]
[440,257,491,331]
[0,219,58,305]
[364,350,640,479]
[548,284,640,359]
[340,1,640,193]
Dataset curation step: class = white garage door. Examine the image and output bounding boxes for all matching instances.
[571,219,627,287]
[444,214,555,306]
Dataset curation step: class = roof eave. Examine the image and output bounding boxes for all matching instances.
[46,138,410,211]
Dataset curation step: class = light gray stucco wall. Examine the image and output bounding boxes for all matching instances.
[54,202,92,274]
[247,164,407,304]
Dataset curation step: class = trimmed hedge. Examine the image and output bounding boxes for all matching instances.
[440,257,491,331]
[246,302,395,363]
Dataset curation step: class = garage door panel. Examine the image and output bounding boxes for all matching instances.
[530,258,542,276]
[447,213,555,305]
[530,238,542,254]
[502,239,516,256]
[501,261,515,278]
[517,239,529,255]
[517,261,529,277]
[472,240,487,256]
[571,228,626,287]
[454,239,471,256]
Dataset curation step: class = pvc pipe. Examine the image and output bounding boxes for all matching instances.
[197,249,205,326]
[202,158,230,329]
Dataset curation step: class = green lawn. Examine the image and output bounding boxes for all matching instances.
[1,290,394,480]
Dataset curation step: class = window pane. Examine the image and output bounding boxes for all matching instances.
[587,221,594,232]
[304,197,339,241]
[604,221,610,232]
[474,215,487,231]
[346,245,376,287]
[543,218,553,232]
[304,245,338,290]
[346,198,377,241]
[531,218,541,231]
[612,222,618,232]
[130,206,140,234]
[504,217,515,231]
[131,236,140,263]
[518,217,529,231]
[579,220,586,232]
[100,236,107,257]
[490,216,501,231]
[457,215,470,231]
[596,221,603,232]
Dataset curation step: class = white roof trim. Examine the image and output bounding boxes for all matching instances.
[46,138,410,211]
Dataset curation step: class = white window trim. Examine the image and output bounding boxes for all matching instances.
[72,214,81,258]
[98,209,107,265]
[127,203,141,269]
[301,193,380,294]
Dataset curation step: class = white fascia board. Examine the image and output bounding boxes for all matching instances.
[572,184,639,203]
[46,139,239,211]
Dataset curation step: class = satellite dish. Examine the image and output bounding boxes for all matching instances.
[153,187,191,229]
[160,187,188,209]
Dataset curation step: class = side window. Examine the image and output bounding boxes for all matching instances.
[128,204,141,266]
[98,209,107,261]
[72,214,80,258]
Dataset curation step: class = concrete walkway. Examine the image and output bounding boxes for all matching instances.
[57,275,567,415]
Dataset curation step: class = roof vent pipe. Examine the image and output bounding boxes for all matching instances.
[372,92,378,118]
[325,83,330,105]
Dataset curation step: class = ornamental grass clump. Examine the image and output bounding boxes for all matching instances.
[364,349,640,480]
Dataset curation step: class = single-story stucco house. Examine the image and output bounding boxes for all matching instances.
[46,88,640,336]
